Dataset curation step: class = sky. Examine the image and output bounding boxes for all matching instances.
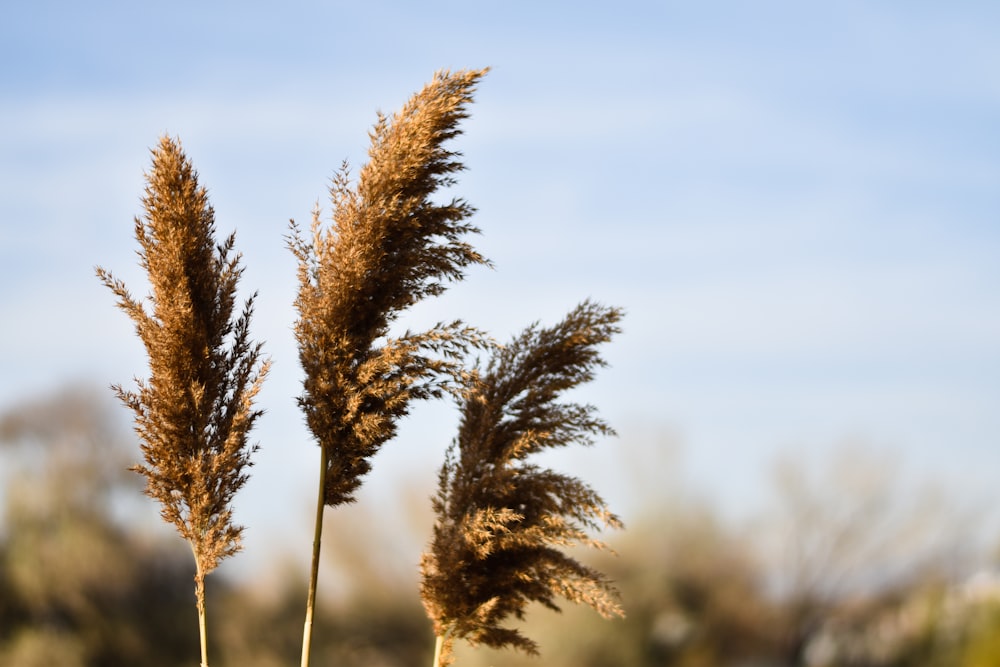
[2,1,1000,577]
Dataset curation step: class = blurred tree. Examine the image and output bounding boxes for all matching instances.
[761,444,978,666]
[958,599,1000,666]
[0,386,444,667]
[2,391,991,666]
[612,507,779,667]
[0,387,198,667]
[211,576,432,667]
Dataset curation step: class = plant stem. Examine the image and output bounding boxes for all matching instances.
[432,634,444,667]
[301,443,328,667]
[195,559,209,667]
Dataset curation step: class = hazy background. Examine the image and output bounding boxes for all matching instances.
[3,0,999,589]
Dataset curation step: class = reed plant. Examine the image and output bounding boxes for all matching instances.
[420,300,625,666]
[288,68,492,667]
[96,136,270,667]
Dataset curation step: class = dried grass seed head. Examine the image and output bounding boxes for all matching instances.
[421,300,625,661]
[290,69,492,507]
[96,135,270,575]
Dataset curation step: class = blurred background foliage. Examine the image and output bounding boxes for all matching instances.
[1,385,999,667]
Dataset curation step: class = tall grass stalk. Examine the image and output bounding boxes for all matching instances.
[421,301,625,666]
[288,69,491,667]
[96,136,270,667]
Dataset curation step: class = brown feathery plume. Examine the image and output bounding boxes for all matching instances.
[96,136,270,667]
[288,68,492,667]
[420,300,625,666]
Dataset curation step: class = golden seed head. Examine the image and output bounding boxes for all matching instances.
[97,135,269,575]
[421,300,625,662]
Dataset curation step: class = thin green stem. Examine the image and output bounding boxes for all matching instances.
[301,443,328,667]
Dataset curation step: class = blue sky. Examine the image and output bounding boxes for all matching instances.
[2,2,999,575]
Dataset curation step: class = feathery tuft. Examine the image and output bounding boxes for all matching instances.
[96,135,269,667]
[96,135,270,573]
[289,68,492,507]
[421,300,625,664]
[293,69,492,667]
